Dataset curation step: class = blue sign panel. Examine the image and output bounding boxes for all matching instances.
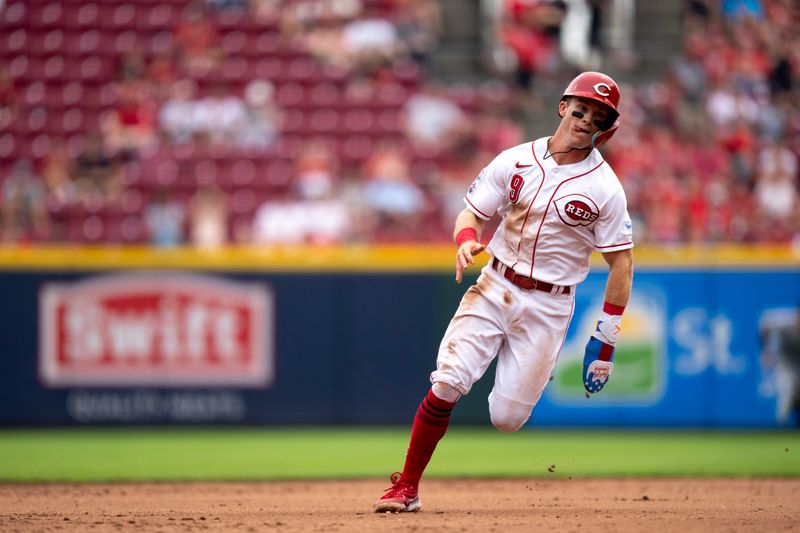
[535,270,800,428]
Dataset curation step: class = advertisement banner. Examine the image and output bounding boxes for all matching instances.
[39,273,274,388]
[0,261,797,427]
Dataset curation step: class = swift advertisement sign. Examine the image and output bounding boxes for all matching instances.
[39,273,274,388]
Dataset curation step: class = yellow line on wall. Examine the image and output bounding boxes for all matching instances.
[0,245,797,272]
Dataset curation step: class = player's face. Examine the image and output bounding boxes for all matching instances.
[560,97,610,146]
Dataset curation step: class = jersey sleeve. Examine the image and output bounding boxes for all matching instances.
[593,187,634,251]
[463,153,508,220]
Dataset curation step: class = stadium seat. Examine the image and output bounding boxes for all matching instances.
[309,83,340,107]
[26,29,63,56]
[29,2,64,30]
[25,107,49,134]
[74,56,114,83]
[220,56,248,85]
[193,159,219,188]
[225,159,257,189]
[96,83,119,107]
[253,57,283,79]
[230,187,257,216]
[214,8,246,31]
[60,81,85,107]
[95,3,127,30]
[154,159,179,188]
[8,56,33,83]
[275,135,302,159]
[66,214,105,243]
[0,28,26,55]
[75,30,102,55]
[264,159,293,190]
[278,82,308,106]
[221,31,247,55]
[343,109,376,133]
[136,4,179,32]
[279,108,304,135]
[321,63,349,85]
[1,1,27,26]
[0,134,16,163]
[113,30,140,55]
[254,33,281,56]
[377,83,408,107]
[376,109,402,134]
[23,81,45,107]
[119,188,145,215]
[43,55,66,81]
[31,133,52,160]
[60,108,86,134]
[62,3,99,30]
[287,58,320,83]
[309,109,341,134]
[120,214,145,243]
[340,135,374,165]
[146,31,175,57]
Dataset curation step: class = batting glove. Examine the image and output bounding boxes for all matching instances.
[582,336,615,393]
[582,303,624,394]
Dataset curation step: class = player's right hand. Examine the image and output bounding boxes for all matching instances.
[455,241,486,284]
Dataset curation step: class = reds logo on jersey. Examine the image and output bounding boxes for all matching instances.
[554,194,599,226]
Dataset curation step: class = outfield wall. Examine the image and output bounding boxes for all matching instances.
[0,245,798,428]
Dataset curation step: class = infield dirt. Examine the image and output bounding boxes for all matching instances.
[1,479,798,532]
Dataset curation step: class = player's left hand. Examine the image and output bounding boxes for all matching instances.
[582,336,615,394]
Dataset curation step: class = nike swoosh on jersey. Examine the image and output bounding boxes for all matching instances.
[515,162,533,168]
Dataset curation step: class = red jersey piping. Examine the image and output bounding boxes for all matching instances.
[596,241,633,249]
[509,143,547,271]
[528,151,606,278]
[464,197,491,220]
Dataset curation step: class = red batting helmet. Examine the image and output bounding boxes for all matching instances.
[560,71,621,147]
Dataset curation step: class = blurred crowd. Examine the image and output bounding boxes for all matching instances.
[604,0,800,244]
[1,0,799,247]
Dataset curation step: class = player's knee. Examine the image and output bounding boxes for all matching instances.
[431,381,461,403]
[490,413,528,433]
[489,393,531,433]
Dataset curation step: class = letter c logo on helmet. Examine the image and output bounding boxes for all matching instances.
[593,83,612,97]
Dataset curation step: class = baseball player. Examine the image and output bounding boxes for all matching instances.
[374,72,634,513]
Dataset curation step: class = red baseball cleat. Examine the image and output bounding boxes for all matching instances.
[373,472,421,513]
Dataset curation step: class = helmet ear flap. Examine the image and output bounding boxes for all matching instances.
[592,118,620,148]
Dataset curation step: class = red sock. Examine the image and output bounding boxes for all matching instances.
[400,389,455,486]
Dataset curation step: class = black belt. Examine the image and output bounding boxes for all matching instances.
[491,257,571,295]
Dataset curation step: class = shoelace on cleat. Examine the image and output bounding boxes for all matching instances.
[384,472,402,492]
[383,471,417,498]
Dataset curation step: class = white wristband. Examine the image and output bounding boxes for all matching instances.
[595,312,622,346]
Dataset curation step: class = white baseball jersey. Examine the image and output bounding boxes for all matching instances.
[430,137,633,424]
[464,137,633,286]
